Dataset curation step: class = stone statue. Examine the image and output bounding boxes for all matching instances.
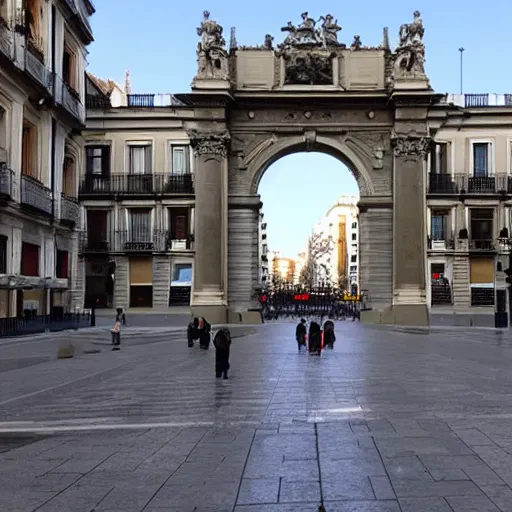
[279,12,345,49]
[195,11,229,80]
[318,14,342,47]
[264,34,274,50]
[351,35,362,50]
[393,11,426,78]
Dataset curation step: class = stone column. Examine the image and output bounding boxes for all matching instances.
[227,195,261,323]
[392,135,430,326]
[188,130,229,324]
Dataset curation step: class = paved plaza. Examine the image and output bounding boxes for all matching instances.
[2,322,512,511]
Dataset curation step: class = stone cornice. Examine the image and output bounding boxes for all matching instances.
[187,130,230,158]
[392,136,431,158]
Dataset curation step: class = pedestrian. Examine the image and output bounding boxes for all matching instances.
[187,317,199,347]
[323,320,335,349]
[213,327,231,379]
[198,317,211,349]
[296,318,307,352]
[111,315,121,351]
[308,321,322,356]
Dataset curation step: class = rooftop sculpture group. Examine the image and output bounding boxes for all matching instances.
[193,10,427,86]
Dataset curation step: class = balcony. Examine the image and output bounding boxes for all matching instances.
[24,45,52,92]
[115,230,156,252]
[469,239,496,251]
[427,173,458,194]
[0,164,14,201]
[60,194,79,225]
[20,175,52,216]
[165,235,194,251]
[78,232,110,253]
[126,94,185,107]
[56,76,83,122]
[0,16,14,60]
[86,94,111,109]
[427,237,455,250]
[444,93,512,108]
[78,173,194,197]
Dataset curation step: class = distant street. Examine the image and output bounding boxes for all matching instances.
[1,322,512,511]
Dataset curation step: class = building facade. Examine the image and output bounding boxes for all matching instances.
[427,93,512,326]
[0,0,94,318]
[258,212,268,286]
[310,195,359,292]
[80,75,196,310]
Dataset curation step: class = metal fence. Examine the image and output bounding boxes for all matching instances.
[258,284,365,321]
[0,312,91,338]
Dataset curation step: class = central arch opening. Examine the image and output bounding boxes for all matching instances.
[258,152,360,296]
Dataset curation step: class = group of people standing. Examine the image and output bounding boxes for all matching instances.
[295,318,336,355]
[187,317,231,379]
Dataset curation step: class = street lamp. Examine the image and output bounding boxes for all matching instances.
[497,229,511,328]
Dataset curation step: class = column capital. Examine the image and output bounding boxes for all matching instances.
[392,135,431,159]
[187,129,230,159]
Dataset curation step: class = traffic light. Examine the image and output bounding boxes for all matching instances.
[505,267,512,285]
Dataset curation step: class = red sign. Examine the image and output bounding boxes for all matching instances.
[294,293,310,301]
[432,273,443,280]
[260,295,268,303]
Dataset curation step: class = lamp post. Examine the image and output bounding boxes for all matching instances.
[458,47,465,95]
[498,231,511,328]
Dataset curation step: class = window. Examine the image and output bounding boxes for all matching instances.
[130,209,151,242]
[62,155,75,197]
[351,233,357,241]
[171,146,190,175]
[431,211,447,240]
[25,0,43,54]
[473,143,490,177]
[431,142,449,174]
[21,243,39,277]
[129,145,152,174]
[470,209,493,242]
[62,43,77,90]
[56,250,68,279]
[350,255,357,263]
[86,146,110,175]
[0,235,7,274]
[351,222,357,229]
[86,210,108,241]
[172,263,192,284]
[169,207,189,239]
[350,265,357,273]
[22,119,37,178]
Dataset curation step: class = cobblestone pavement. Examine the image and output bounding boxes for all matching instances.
[2,322,512,511]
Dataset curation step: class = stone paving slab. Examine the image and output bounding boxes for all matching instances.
[1,322,512,510]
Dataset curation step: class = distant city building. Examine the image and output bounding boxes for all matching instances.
[310,195,359,292]
[258,213,268,286]
[269,251,297,286]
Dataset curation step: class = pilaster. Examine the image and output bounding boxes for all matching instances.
[187,129,229,323]
[391,134,430,325]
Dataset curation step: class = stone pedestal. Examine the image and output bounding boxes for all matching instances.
[188,130,229,324]
[392,136,429,326]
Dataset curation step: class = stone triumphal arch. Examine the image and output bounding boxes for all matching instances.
[180,10,436,326]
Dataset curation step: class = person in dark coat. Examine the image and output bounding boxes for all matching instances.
[296,318,307,352]
[323,320,335,349]
[213,327,231,379]
[187,317,199,347]
[198,317,211,349]
[308,321,322,355]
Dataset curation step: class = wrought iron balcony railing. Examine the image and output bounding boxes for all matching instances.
[428,173,512,195]
[78,232,111,253]
[60,194,79,225]
[78,173,194,196]
[0,164,14,200]
[20,175,52,216]
[86,94,111,109]
[126,94,185,107]
[78,230,195,253]
[56,75,83,121]
[469,239,495,251]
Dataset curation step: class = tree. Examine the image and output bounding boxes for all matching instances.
[299,232,335,288]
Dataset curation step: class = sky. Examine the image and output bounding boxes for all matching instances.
[87,0,512,257]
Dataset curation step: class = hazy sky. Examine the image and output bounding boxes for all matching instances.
[86,0,512,256]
